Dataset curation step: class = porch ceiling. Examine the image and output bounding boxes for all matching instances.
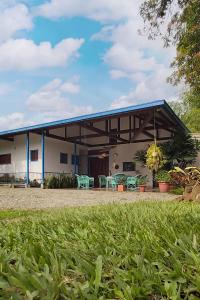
[0,100,188,147]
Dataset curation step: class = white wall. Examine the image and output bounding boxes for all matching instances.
[109,142,153,185]
[45,137,78,174]
[0,133,83,181]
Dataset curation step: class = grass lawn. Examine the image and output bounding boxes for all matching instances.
[0,201,200,299]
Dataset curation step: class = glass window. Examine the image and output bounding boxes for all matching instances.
[60,152,68,164]
[30,150,38,162]
[0,154,11,165]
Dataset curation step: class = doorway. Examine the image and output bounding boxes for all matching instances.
[88,156,109,187]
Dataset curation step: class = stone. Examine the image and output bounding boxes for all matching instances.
[192,184,200,201]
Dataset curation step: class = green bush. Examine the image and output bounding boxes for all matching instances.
[45,175,77,189]
[155,170,171,183]
[45,175,60,189]
[170,186,184,195]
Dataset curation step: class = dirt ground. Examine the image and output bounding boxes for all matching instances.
[0,187,177,210]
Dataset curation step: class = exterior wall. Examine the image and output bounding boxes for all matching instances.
[109,142,153,186]
[45,137,79,175]
[0,133,82,181]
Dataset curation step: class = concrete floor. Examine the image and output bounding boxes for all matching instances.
[0,187,177,210]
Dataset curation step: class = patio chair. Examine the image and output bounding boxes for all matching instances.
[76,175,94,189]
[98,175,107,188]
[113,173,127,185]
[126,176,138,191]
[111,177,118,190]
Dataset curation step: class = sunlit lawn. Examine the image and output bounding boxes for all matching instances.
[0,201,200,299]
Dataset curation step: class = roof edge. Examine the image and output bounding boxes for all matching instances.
[0,99,165,136]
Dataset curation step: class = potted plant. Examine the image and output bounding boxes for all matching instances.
[155,170,171,193]
[117,177,127,192]
[138,176,147,192]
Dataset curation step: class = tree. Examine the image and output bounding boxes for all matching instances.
[140,0,200,94]
[160,132,199,169]
[169,90,200,132]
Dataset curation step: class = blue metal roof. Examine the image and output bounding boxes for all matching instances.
[0,99,188,136]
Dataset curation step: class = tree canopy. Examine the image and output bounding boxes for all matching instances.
[140,0,200,93]
[140,0,200,132]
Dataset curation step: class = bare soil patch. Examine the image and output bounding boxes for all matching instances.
[0,187,177,209]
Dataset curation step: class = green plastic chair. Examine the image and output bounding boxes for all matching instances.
[111,177,117,190]
[113,173,127,185]
[126,176,138,191]
[98,175,107,188]
[76,175,94,189]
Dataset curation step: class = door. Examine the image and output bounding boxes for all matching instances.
[88,156,109,187]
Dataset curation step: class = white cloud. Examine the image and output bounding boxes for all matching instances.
[0,38,84,70]
[26,78,93,122]
[36,0,137,22]
[96,19,178,107]
[111,66,181,109]
[0,4,33,43]
[0,112,26,131]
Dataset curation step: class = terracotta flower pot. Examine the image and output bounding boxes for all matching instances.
[158,182,170,193]
[118,184,126,192]
[139,185,146,192]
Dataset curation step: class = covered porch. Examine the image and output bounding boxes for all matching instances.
[0,100,187,188]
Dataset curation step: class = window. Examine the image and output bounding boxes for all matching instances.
[60,152,68,164]
[71,154,79,165]
[0,153,11,165]
[123,162,136,172]
[30,150,38,162]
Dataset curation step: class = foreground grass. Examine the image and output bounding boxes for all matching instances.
[0,210,38,220]
[0,201,200,299]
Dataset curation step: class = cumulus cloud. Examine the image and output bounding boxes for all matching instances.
[36,0,136,22]
[26,78,93,122]
[0,38,84,71]
[96,18,178,107]
[36,0,177,106]
[0,4,33,43]
[0,112,26,131]
[111,66,181,109]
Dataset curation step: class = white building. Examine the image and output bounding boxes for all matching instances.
[0,100,190,186]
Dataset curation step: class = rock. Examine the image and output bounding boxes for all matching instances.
[183,192,193,201]
[192,184,200,201]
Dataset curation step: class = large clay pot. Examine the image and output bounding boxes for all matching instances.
[158,182,170,193]
[139,185,146,192]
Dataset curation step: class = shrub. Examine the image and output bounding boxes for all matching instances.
[170,186,184,195]
[45,175,60,189]
[170,166,200,187]
[155,170,171,183]
[45,175,77,189]
[138,176,147,185]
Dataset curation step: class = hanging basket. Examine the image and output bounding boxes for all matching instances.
[146,144,165,172]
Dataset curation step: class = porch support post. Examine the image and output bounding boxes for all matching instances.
[26,132,30,187]
[74,142,77,174]
[41,130,45,188]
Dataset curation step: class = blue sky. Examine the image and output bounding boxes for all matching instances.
[0,0,180,130]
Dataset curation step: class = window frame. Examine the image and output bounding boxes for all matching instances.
[0,153,11,165]
[60,152,68,164]
[30,150,39,162]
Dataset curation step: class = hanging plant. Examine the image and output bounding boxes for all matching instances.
[146,143,165,172]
